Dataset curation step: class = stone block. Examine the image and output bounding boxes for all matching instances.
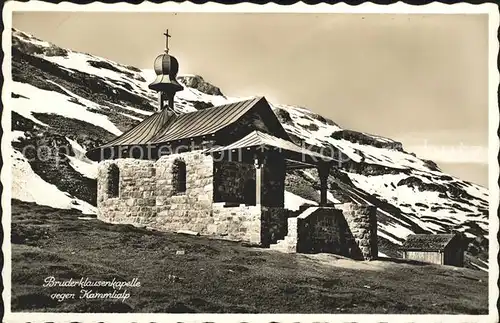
[249,233,261,244]
[216,223,228,235]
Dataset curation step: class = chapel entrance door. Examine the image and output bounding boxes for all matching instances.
[243,178,256,206]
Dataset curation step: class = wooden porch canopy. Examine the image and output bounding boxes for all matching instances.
[205,130,335,206]
[204,130,335,169]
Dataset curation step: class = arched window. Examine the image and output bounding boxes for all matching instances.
[107,164,120,198]
[172,159,187,194]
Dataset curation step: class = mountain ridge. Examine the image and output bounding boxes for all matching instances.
[8,28,489,270]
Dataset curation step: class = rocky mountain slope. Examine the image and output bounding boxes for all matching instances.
[8,28,489,270]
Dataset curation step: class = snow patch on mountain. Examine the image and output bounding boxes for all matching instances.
[66,138,98,179]
[12,82,123,135]
[12,130,26,142]
[11,149,96,214]
[349,172,488,238]
[284,191,318,211]
[327,191,341,203]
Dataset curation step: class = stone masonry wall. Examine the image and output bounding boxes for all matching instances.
[210,203,261,244]
[290,205,377,260]
[97,152,269,244]
[294,207,355,256]
[336,203,378,260]
[262,156,286,207]
[213,158,286,208]
[307,208,348,255]
[97,159,156,224]
[260,207,290,247]
[154,152,214,233]
[213,160,255,204]
[97,151,214,232]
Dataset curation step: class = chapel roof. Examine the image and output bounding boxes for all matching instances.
[100,107,174,148]
[86,96,274,160]
[151,96,264,143]
[400,234,459,252]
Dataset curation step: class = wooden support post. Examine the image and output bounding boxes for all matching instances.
[318,162,331,206]
[157,92,163,112]
[254,155,264,206]
[167,94,175,112]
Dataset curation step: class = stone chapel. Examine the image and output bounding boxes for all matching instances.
[86,34,378,260]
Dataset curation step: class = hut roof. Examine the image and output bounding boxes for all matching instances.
[401,234,458,251]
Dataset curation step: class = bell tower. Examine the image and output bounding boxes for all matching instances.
[148,29,183,112]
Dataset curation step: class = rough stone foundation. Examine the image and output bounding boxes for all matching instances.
[336,203,378,260]
[284,205,377,260]
[260,207,290,247]
[211,203,261,243]
[213,160,254,204]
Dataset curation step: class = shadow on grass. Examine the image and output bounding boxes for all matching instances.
[376,256,431,266]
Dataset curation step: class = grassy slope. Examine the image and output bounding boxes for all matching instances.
[10,200,488,314]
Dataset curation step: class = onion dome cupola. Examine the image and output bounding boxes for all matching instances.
[148,53,183,93]
[148,29,183,112]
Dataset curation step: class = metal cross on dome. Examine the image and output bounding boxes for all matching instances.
[164,29,171,54]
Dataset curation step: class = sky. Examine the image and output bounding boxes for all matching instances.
[12,12,490,187]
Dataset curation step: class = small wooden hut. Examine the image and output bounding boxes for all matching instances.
[401,233,466,267]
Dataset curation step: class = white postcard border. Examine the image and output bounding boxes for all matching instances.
[2,1,499,322]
